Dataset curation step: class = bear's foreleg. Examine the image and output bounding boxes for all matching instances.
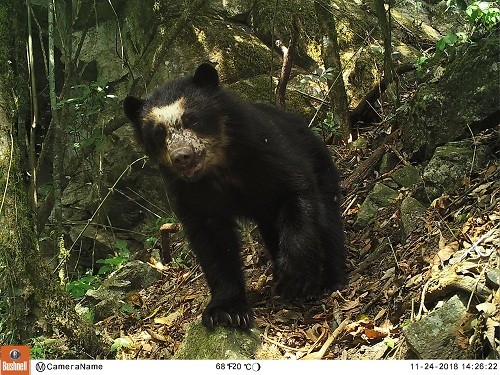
[182,214,253,329]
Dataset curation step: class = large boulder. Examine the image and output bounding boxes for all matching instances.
[402,35,500,159]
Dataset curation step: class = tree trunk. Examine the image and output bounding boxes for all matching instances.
[374,0,400,106]
[0,1,106,356]
[314,0,351,143]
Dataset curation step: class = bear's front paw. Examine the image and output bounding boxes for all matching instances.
[202,298,253,330]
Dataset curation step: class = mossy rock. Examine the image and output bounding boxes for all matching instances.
[175,322,262,359]
[355,183,399,228]
[401,35,500,159]
[422,142,490,201]
[230,75,316,119]
[390,165,423,189]
[192,17,276,83]
[400,196,426,239]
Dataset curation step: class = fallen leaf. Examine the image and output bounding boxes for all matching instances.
[154,308,184,326]
[340,299,361,312]
[275,309,302,323]
[476,302,497,317]
[432,241,458,268]
[374,308,387,322]
[305,324,324,342]
[364,328,387,340]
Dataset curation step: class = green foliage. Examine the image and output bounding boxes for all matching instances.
[30,337,75,359]
[96,240,130,275]
[172,251,193,266]
[299,66,334,96]
[73,132,106,151]
[66,240,131,299]
[466,1,500,30]
[436,32,461,52]
[66,273,99,298]
[58,82,116,152]
[110,337,132,352]
[144,236,157,248]
[312,111,341,139]
[416,1,499,76]
[120,302,139,317]
[58,82,116,112]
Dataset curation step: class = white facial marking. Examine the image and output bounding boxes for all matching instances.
[150,98,185,126]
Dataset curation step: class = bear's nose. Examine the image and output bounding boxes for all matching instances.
[171,147,194,168]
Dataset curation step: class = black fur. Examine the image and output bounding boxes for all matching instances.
[124,63,346,329]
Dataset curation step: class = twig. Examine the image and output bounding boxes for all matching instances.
[262,324,303,352]
[460,222,500,261]
[54,156,146,274]
[301,318,348,359]
[350,239,390,282]
[341,128,402,190]
[416,279,431,321]
[275,14,300,108]
[0,124,14,215]
[389,144,411,166]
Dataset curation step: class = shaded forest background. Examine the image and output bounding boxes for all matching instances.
[0,0,499,360]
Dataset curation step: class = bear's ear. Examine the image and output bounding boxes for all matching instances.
[193,63,219,88]
[123,96,144,124]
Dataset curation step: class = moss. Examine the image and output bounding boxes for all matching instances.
[390,165,423,189]
[229,75,316,119]
[175,322,261,359]
[355,183,399,229]
[0,3,14,97]
[402,34,500,159]
[192,17,274,83]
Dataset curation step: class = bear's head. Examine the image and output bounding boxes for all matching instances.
[123,63,229,181]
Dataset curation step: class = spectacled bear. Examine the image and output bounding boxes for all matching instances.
[123,63,346,329]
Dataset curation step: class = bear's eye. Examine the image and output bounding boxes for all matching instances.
[181,112,198,128]
[153,124,166,142]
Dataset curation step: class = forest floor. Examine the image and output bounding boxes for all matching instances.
[99,127,500,360]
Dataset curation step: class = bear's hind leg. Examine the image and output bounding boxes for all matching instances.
[317,173,347,291]
[273,196,326,300]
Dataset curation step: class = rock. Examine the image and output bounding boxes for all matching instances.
[390,165,422,189]
[86,260,162,321]
[174,322,262,359]
[209,0,254,22]
[102,260,161,291]
[355,183,399,228]
[422,142,489,201]
[349,136,369,152]
[379,152,399,174]
[485,268,500,290]
[190,17,275,83]
[229,75,315,118]
[93,299,122,322]
[401,35,500,159]
[403,295,467,359]
[400,196,426,239]
[75,303,94,324]
[67,225,115,270]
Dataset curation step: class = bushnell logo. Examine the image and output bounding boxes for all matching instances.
[1,346,30,375]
